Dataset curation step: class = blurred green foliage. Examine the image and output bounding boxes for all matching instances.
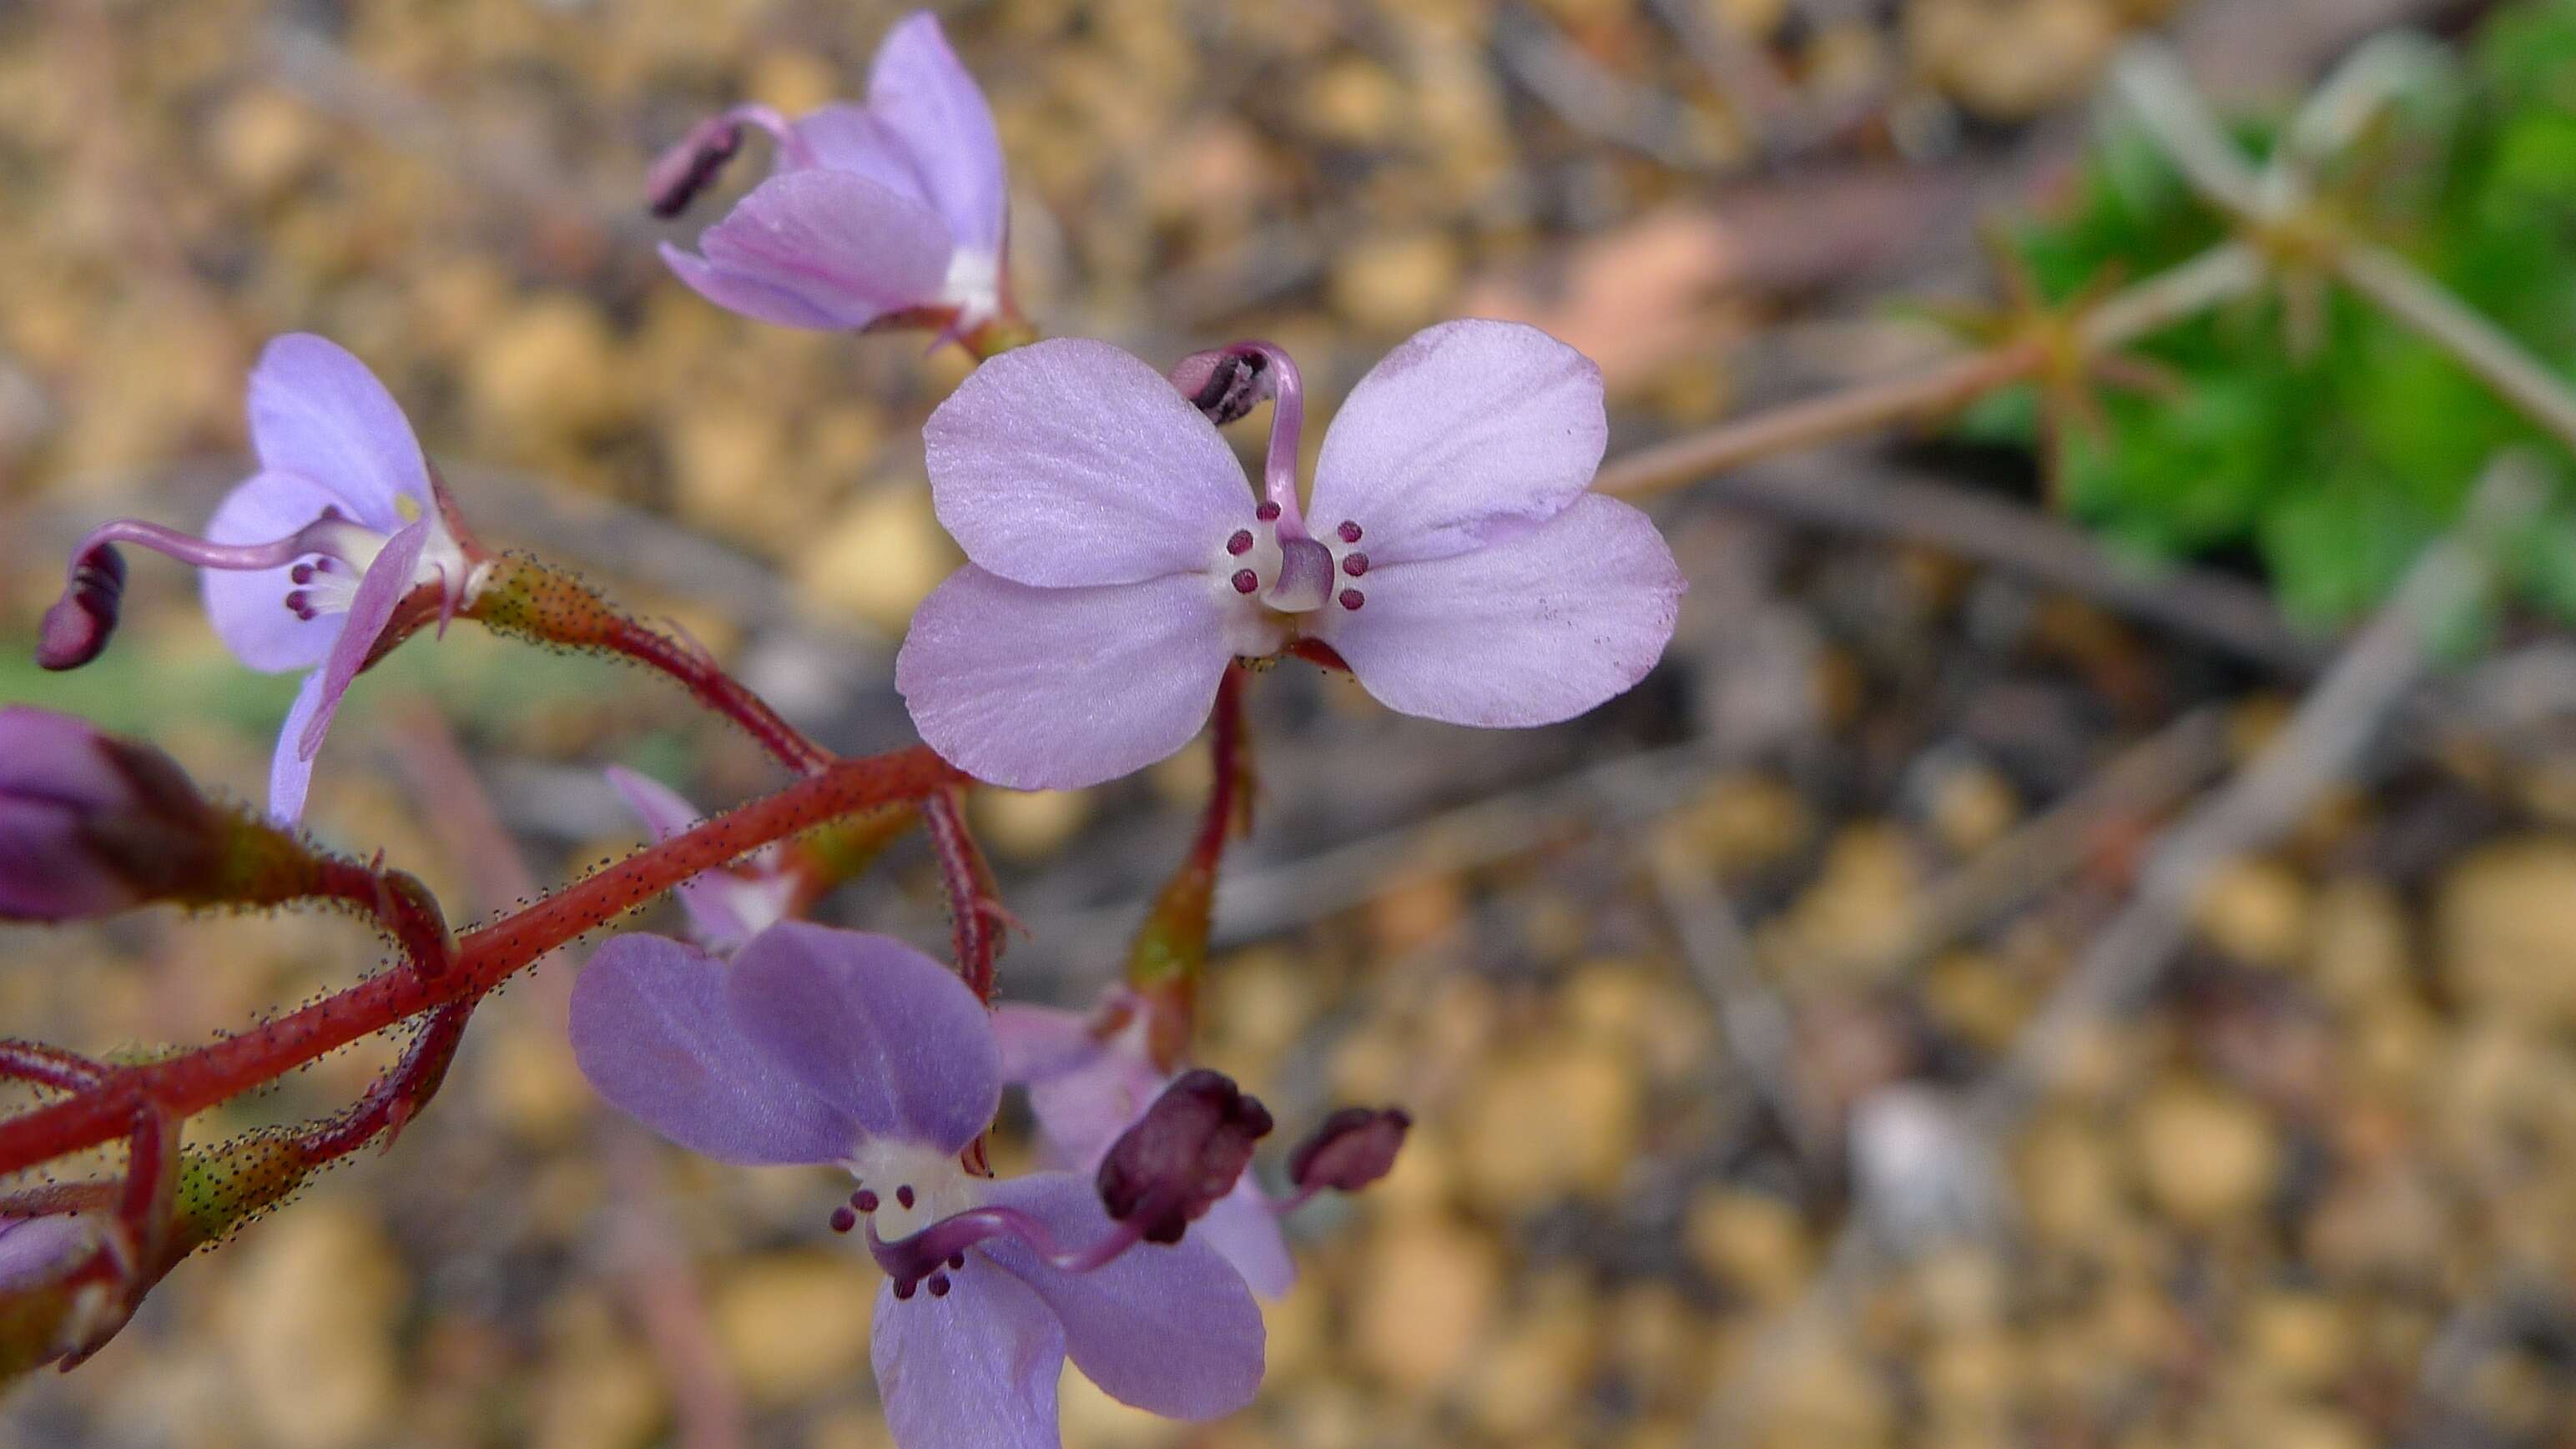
[1960,0,2576,629]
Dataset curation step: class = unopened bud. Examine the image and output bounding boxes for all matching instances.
[1096,1069,1273,1244]
[1288,1106,1410,1194]
[37,546,125,671]
[1169,347,1273,426]
[0,708,227,922]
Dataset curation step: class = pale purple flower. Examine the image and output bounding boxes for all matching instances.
[604,767,797,953]
[895,319,1685,789]
[0,707,224,923]
[569,923,1264,1446]
[648,13,1011,341]
[995,999,1295,1297]
[38,335,485,823]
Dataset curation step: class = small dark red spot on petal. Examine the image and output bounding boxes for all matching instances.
[1227,530,1253,556]
[1337,521,1362,543]
[926,1273,952,1297]
[1256,501,1281,521]
[1232,569,1259,594]
[829,1206,857,1234]
[1338,589,1365,611]
[1342,552,1369,576]
[896,1185,916,1210]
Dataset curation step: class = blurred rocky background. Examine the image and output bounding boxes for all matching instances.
[8,0,2576,1446]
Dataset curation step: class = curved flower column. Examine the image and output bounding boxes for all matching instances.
[895,319,1686,788]
[995,999,1295,1297]
[568,923,1264,1446]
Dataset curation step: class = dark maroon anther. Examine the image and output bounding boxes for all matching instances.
[855,1189,880,1213]
[1288,1106,1412,1194]
[829,1206,857,1234]
[896,1185,916,1210]
[946,1252,965,1270]
[1232,569,1259,595]
[925,1273,952,1298]
[38,546,127,672]
[282,590,310,615]
[1338,589,1364,611]
[1341,552,1368,576]
[1096,1069,1274,1245]
[1337,521,1362,543]
[646,118,745,219]
[892,1278,918,1301]
[1256,501,1281,522]
[1226,530,1254,556]
[289,562,315,585]
[1170,347,1271,425]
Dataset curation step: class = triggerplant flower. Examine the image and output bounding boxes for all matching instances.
[996,998,1296,1297]
[603,767,797,953]
[648,13,1011,344]
[38,335,486,823]
[895,319,1684,789]
[569,923,1263,1447]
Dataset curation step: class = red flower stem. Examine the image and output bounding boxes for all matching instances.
[300,858,457,982]
[1128,666,1251,1066]
[588,614,833,776]
[0,745,966,1178]
[922,788,1002,1002]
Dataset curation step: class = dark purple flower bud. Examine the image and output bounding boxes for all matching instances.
[1288,1106,1411,1195]
[1168,347,1273,426]
[1096,1069,1273,1245]
[0,707,226,922]
[37,545,125,671]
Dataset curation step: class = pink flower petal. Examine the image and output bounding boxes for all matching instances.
[293,518,432,762]
[895,566,1236,790]
[1307,319,1608,566]
[870,1257,1066,1449]
[1321,494,1681,727]
[668,170,950,331]
[246,335,431,531]
[1197,1173,1298,1299]
[265,671,327,825]
[200,470,350,673]
[724,923,1000,1155]
[979,1172,1266,1420]
[925,339,1253,587]
[860,13,1007,254]
[568,933,860,1165]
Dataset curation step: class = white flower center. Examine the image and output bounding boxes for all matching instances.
[281,518,480,625]
[849,1140,980,1241]
[1207,511,1371,653]
[940,248,1001,330]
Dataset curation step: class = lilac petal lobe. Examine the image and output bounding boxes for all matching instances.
[980,1172,1265,1419]
[246,334,429,529]
[1197,1174,1298,1299]
[1308,319,1608,566]
[925,340,1252,587]
[725,922,999,1153]
[678,172,950,330]
[294,519,431,762]
[991,1004,1098,1084]
[568,932,858,1165]
[895,567,1233,790]
[200,470,355,673]
[265,671,329,826]
[1323,494,1681,726]
[863,13,1007,254]
[789,105,920,199]
[871,1259,1065,1449]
